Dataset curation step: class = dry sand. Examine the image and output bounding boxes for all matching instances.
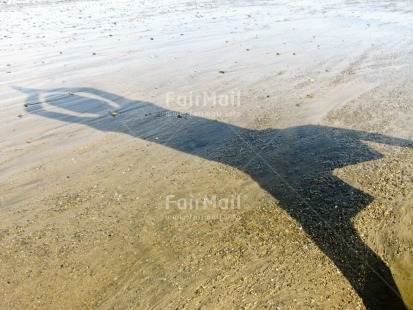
[1,0,412,309]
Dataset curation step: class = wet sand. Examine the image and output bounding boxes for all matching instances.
[1,0,413,309]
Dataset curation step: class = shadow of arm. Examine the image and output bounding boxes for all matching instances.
[359,132,413,148]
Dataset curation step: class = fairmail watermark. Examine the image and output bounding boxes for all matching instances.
[165,194,242,210]
[165,214,241,222]
[165,91,241,108]
[164,110,241,118]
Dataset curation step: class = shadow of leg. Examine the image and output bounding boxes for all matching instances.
[305,221,406,309]
[265,173,406,309]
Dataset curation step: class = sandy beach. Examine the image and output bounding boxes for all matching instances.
[1,0,412,309]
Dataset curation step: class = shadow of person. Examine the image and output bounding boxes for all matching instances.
[18,86,411,309]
